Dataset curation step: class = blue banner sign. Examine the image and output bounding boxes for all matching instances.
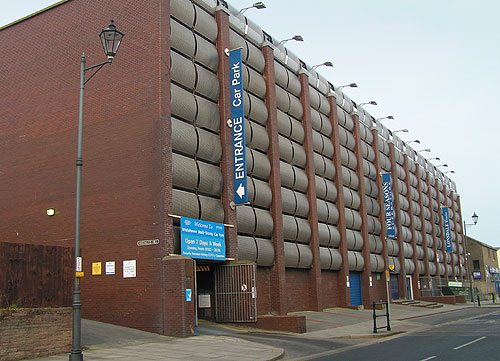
[382,173,396,239]
[442,207,452,253]
[229,48,248,204]
[180,217,226,261]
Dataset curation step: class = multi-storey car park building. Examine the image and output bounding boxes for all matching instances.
[0,0,468,336]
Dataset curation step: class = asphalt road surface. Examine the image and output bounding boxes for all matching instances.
[303,308,500,361]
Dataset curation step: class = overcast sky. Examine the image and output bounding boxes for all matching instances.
[2,1,499,248]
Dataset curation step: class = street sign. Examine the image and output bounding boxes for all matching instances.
[186,289,192,302]
[180,217,226,261]
[229,48,247,204]
[442,207,452,253]
[382,173,396,239]
[137,239,159,246]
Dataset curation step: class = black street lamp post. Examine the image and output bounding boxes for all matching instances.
[69,20,124,361]
[464,212,479,307]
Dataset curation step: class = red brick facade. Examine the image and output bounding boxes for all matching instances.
[0,308,71,361]
[0,0,467,336]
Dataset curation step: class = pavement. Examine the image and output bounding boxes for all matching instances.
[26,300,500,361]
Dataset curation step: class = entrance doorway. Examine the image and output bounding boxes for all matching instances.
[406,275,413,300]
[390,274,399,300]
[214,264,257,322]
[349,271,363,306]
[196,264,215,321]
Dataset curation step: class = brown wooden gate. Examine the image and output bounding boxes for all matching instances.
[214,264,257,322]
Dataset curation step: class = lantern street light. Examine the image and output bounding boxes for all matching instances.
[444,170,455,174]
[437,164,448,168]
[279,35,304,44]
[464,212,479,306]
[239,2,266,13]
[70,20,124,361]
[338,83,358,90]
[428,157,440,161]
[417,148,431,153]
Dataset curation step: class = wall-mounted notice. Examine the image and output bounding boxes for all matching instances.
[442,207,452,253]
[180,217,225,261]
[123,260,137,278]
[92,262,102,275]
[105,261,115,275]
[381,173,396,239]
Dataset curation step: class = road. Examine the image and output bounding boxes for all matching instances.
[198,307,500,361]
[301,308,500,361]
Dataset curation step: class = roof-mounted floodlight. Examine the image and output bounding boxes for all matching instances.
[240,2,266,13]
[392,129,408,134]
[358,101,377,107]
[312,61,333,69]
[338,83,357,90]
[376,115,394,121]
[279,35,304,45]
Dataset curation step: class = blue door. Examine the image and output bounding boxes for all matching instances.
[390,274,399,300]
[349,272,362,306]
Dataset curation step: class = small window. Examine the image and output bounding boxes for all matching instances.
[473,260,480,269]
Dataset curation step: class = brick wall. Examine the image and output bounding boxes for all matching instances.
[256,267,272,315]
[320,271,342,308]
[0,307,71,361]
[0,0,171,333]
[286,269,313,312]
[372,275,388,302]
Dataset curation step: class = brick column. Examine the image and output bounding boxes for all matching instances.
[157,0,173,334]
[215,5,238,259]
[370,126,390,302]
[415,166,430,277]
[443,185,456,279]
[425,174,440,278]
[162,256,195,337]
[449,191,462,280]
[298,71,322,311]
[435,180,449,281]
[388,143,407,299]
[262,41,287,315]
[327,93,350,307]
[351,114,373,306]
[403,155,420,298]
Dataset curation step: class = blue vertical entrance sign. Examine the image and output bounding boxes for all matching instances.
[442,207,452,252]
[229,48,248,204]
[382,173,396,239]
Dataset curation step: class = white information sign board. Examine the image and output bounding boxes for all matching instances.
[105,261,116,275]
[123,260,136,278]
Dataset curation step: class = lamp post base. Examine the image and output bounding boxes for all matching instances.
[69,352,83,361]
